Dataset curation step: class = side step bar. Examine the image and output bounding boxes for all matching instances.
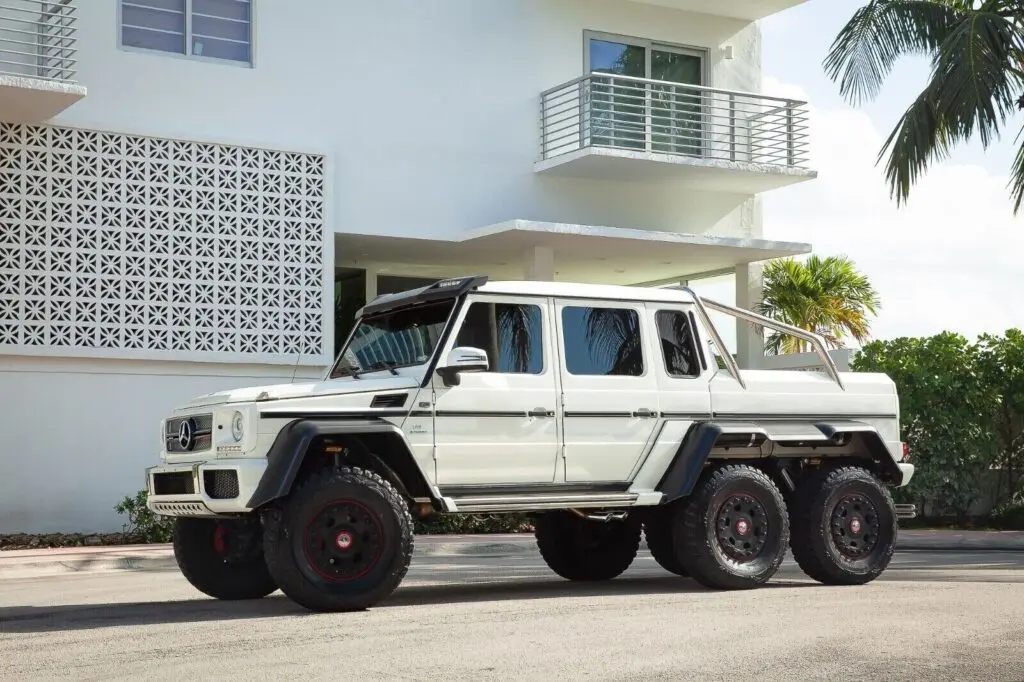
[446,492,638,513]
[895,503,917,520]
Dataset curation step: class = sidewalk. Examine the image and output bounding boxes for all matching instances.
[1,530,1021,580]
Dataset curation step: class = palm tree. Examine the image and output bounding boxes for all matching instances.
[824,1,1024,212]
[756,255,881,355]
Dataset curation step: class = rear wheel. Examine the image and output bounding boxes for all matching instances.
[643,511,688,577]
[173,516,277,600]
[789,466,897,585]
[675,464,789,590]
[535,510,641,581]
[262,466,414,612]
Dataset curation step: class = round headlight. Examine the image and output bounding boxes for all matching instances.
[231,411,244,442]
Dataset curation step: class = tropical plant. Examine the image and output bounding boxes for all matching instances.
[756,255,881,354]
[824,0,1024,212]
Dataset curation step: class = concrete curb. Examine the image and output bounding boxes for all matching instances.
[1,530,1022,579]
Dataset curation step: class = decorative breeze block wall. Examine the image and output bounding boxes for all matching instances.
[0,123,327,363]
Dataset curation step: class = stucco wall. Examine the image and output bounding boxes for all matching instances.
[55,0,764,239]
[0,357,324,533]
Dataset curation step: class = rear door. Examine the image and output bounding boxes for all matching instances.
[555,297,660,483]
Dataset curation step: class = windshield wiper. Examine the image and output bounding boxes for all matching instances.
[368,360,400,376]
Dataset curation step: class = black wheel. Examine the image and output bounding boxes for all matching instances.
[173,516,277,600]
[674,464,789,590]
[643,511,688,577]
[789,465,897,585]
[262,466,414,612]
[534,511,641,581]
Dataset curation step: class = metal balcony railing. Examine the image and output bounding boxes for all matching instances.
[0,0,77,83]
[540,73,811,169]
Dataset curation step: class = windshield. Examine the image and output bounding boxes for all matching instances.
[330,300,456,378]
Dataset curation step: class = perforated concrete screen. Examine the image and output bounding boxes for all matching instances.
[0,123,327,362]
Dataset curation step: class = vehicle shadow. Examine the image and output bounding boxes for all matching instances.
[0,575,809,634]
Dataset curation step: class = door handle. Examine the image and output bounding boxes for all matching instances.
[528,408,552,418]
[633,408,657,418]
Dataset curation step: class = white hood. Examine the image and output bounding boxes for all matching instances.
[181,375,421,409]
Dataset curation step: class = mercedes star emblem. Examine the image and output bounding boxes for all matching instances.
[177,419,195,450]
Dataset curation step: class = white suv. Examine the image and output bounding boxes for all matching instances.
[145,276,915,612]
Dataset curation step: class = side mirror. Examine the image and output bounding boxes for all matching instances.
[436,346,489,387]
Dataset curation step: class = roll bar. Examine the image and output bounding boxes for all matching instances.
[674,285,846,391]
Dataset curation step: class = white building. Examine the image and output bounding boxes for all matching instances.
[0,0,815,533]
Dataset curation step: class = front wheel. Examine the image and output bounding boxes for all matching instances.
[789,466,897,585]
[173,516,277,600]
[262,466,414,612]
[674,464,789,590]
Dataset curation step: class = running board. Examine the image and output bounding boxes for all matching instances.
[446,492,638,513]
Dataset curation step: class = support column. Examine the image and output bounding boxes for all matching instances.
[523,246,555,281]
[364,267,378,302]
[734,263,764,369]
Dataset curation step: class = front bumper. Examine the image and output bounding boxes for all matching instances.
[146,458,268,517]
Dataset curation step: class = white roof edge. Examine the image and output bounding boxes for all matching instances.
[475,278,698,304]
[465,219,812,254]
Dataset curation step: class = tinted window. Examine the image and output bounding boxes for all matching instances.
[655,310,701,377]
[455,302,543,374]
[561,306,643,376]
[330,300,454,378]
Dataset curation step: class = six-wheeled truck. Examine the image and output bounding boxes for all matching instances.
[145,276,915,612]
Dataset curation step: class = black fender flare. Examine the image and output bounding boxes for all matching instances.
[246,418,435,509]
[654,419,906,503]
[812,421,905,485]
[655,422,723,504]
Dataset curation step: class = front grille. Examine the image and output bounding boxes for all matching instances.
[203,469,240,499]
[165,413,213,454]
[152,471,195,495]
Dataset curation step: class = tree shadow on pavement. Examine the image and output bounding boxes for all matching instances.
[0,575,810,634]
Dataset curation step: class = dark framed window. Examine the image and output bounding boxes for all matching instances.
[655,309,701,378]
[454,301,544,374]
[561,305,643,376]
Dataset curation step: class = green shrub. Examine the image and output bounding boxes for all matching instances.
[988,500,1024,530]
[114,489,175,543]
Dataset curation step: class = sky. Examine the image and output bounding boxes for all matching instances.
[691,0,1024,350]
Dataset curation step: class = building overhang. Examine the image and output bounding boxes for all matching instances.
[0,75,87,123]
[335,220,812,285]
[625,0,810,21]
[534,147,817,193]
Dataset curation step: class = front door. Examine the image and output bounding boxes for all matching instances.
[432,295,559,485]
[555,298,661,483]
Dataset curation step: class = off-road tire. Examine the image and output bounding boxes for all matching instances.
[173,517,277,600]
[675,464,789,590]
[789,465,897,585]
[262,466,414,612]
[535,510,641,581]
[643,511,688,577]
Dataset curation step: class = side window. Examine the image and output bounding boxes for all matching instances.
[454,301,544,374]
[561,305,643,376]
[655,310,701,378]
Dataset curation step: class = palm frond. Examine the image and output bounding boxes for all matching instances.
[824,0,967,106]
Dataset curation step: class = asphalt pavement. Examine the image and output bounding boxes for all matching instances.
[1,545,1022,681]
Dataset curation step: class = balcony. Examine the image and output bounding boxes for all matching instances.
[625,0,810,22]
[0,0,85,123]
[536,73,816,194]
